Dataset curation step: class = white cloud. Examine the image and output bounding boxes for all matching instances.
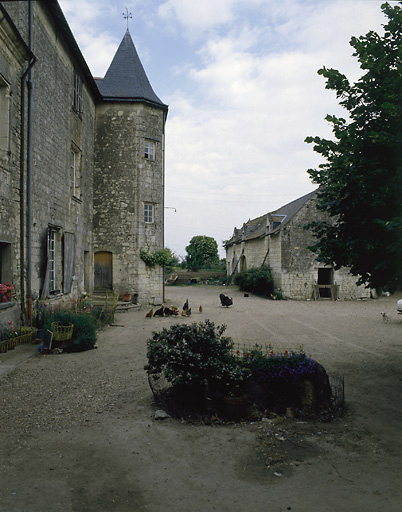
[163,0,389,257]
[59,0,390,258]
[158,0,237,36]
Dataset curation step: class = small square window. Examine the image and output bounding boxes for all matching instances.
[144,203,154,223]
[144,140,155,160]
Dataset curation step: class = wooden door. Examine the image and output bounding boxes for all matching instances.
[94,251,112,289]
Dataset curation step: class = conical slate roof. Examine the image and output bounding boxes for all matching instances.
[96,29,168,110]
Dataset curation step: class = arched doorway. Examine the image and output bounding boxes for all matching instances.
[94,251,113,289]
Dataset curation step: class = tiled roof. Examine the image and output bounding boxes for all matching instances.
[268,190,316,234]
[225,190,316,246]
[96,30,168,111]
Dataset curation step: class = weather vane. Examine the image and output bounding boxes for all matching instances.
[123,7,132,29]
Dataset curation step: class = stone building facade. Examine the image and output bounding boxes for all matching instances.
[225,191,371,300]
[94,31,168,305]
[0,1,167,330]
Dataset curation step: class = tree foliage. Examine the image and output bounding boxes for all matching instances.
[185,235,220,271]
[305,2,402,292]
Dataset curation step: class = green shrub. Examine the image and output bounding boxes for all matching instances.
[145,320,248,390]
[234,265,274,297]
[42,309,97,352]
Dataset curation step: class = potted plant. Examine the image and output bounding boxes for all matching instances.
[121,292,132,302]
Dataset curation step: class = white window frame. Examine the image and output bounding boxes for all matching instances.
[144,140,155,160]
[144,203,154,223]
[48,229,57,292]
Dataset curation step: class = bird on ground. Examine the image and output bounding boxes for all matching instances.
[186,307,192,316]
[171,306,180,316]
[181,309,187,317]
[153,306,164,317]
[145,309,153,318]
[220,294,233,307]
[164,307,174,316]
[183,299,189,312]
[381,311,390,323]
[199,305,203,313]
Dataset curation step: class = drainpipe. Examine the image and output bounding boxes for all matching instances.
[26,0,34,324]
[19,4,36,324]
[162,110,166,303]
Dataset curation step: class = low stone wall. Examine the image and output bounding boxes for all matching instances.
[167,271,226,285]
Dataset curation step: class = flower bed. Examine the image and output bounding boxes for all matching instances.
[145,322,334,421]
[0,324,37,353]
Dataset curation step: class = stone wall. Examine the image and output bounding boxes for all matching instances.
[0,3,31,330]
[278,195,370,300]
[225,194,370,300]
[2,2,96,306]
[94,102,165,304]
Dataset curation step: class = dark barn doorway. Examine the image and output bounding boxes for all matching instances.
[318,267,333,298]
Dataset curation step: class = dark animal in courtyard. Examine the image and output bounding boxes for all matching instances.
[153,306,164,317]
[220,294,233,307]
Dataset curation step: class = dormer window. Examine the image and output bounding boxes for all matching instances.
[144,140,155,160]
[270,215,286,231]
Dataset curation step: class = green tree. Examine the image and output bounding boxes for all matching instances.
[185,235,220,271]
[305,2,402,292]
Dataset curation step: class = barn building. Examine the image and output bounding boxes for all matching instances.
[224,191,371,300]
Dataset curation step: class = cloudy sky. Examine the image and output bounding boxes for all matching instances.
[59,0,391,259]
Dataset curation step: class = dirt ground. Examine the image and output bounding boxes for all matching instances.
[0,285,401,512]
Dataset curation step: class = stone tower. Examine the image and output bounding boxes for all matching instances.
[94,30,168,304]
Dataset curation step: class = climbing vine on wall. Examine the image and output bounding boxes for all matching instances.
[140,248,172,268]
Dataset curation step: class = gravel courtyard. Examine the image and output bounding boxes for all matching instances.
[0,285,401,512]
